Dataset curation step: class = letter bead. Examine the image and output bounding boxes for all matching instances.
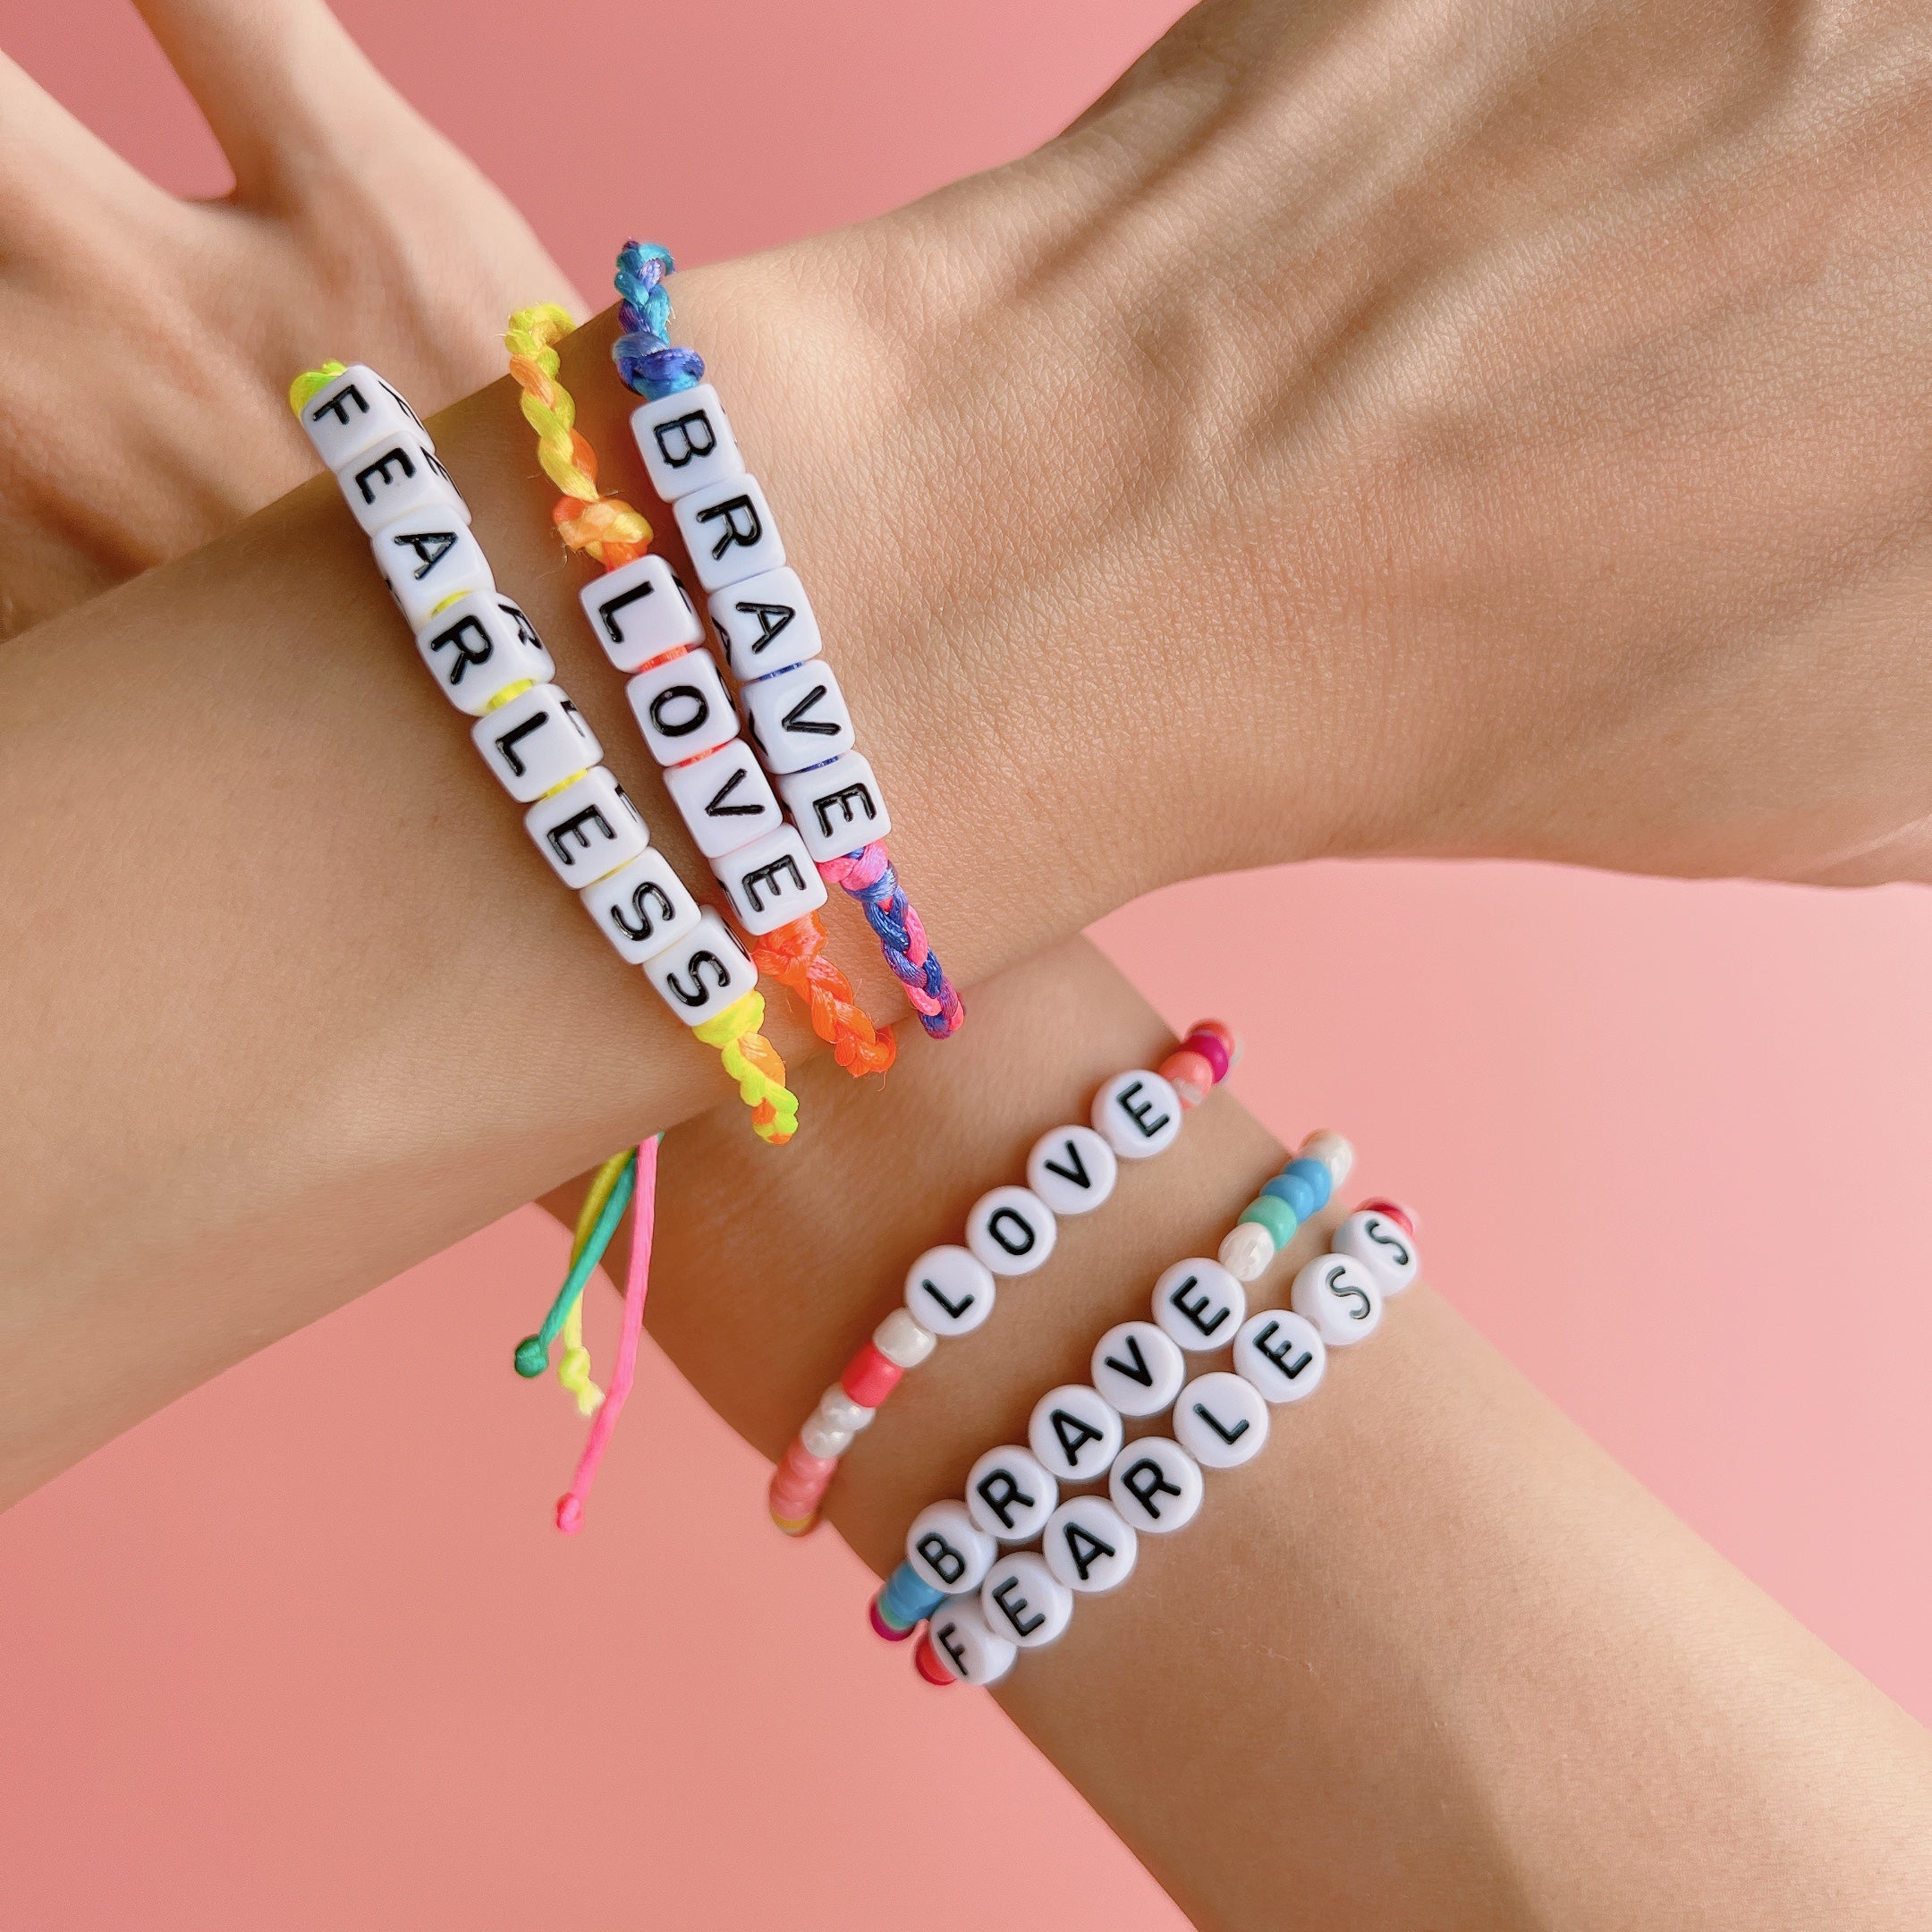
[672,472,785,592]
[413,592,555,716]
[641,908,760,1027]
[708,565,823,680]
[1092,1070,1182,1159]
[904,1244,996,1337]
[1332,1209,1420,1293]
[712,824,828,935]
[626,648,737,766]
[1174,1371,1270,1470]
[1153,1258,1247,1352]
[966,1445,1058,1544]
[1044,1496,1139,1595]
[337,434,467,537]
[470,684,600,801]
[374,512,493,630]
[580,555,704,674]
[524,767,648,886]
[982,1553,1073,1650]
[1025,1124,1118,1218]
[1028,1384,1124,1485]
[926,1598,1017,1688]
[741,659,856,774]
[1291,1251,1385,1346]
[776,750,893,862]
[1107,1436,1204,1536]
[662,738,784,858]
[905,1501,998,1596]
[629,382,744,503]
[1090,1320,1187,1419]
[298,363,427,471]
[964,1185,1057,1278]
[873,1307,937,1370]
[1233,1309,1327,1404]
[580,847,701,965]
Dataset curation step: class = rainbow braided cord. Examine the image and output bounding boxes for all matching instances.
[613,243,964,1039]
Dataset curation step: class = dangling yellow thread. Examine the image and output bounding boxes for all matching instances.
[556,1149,630,1416]
[288,361,346,416]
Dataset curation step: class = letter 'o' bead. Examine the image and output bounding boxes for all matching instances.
[1091,1070,1183,1160]
[964,1186,1057,1278]
[1218,1221,1278,1284]
[966,1445,1058,1544]
[981,1552,1073,1650]
[903,1245,996,1338]
[1174,1371,1270,1470]
[1332,1209,1420,1293]
[1027,1384,1125,1486]
[1291,1252,1385,1347]
[627,648,737,767]
[1233,1309,1327,1404]
[1152,1258,1247,1352]
[925,1598,1017,1688]
[1045,1496,1139,1595]
[1090,1320,1186,1419]
[1025,1124,1118,1217]
[873,1307,936,1370]
[905,1500,998,1596]
[1107,1437,1204,1536]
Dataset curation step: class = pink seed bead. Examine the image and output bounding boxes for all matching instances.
[913,1633,955,1686]
[1182,1030,1231,1084]
[1356,1197,1418,1237]
[780,1442,838,1486]
[870,1597,918,1642]
[1191,1020,1241,1070]
[842,1342,903,1408]
[1158,1047,1216,1110]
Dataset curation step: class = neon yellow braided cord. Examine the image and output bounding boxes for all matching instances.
[288,361,346,417]
[694,992,801,1145]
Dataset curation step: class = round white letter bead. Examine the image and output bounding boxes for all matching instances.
[298,364,427,470]
[471,683,600,801]
[905,1501,997,1596]
[1332,1209,1420,1294]
[741,660,857,775]
[1027,1385,1125,1486]
[371,512,491,629]
[626,648,738,767]
[1233,1309,1328,1404]
[580,847,701,966]
[817,1386,875,1436]
[873,1307,936,1370]
[712,824,828,935]
[799,1416,852,1460]
[414,592,554,715]
[966,1445,1058,1545]
[1300,1130,1356,1190]
[1291,1251,1385,1347]
[1090,1321,1187,1419]
[641,909,760,1027]
[525,767,649,887]
[1025,1125,1118,1218]
[1153,1258,1247,1352]
[964,1186,1057,1278]
[1108,1436,1204,1536]
[1218,1221,1277,1284]
[1092,1070,1182,1159]
[1174,1371,1271,1470]
[777,751,892,863]
[663,737,784,858]
[1045,1496,1139,1595]
[926,1597,1016,1688]
[630,382,745,504]
[903,1245,996,1338]
[981,1552,1073,1650]
[708,565,823,680]
[580,555,704,673]
[339,436,467,537]
[672,472,786,592]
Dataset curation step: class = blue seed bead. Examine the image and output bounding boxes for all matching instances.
[1239,1193,1298,1248]
[1283,1157,1334,1212]
[1262,1172,1319,1220]
[881,1563,946,1629]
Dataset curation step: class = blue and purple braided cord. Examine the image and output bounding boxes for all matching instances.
[612,242,964,1038]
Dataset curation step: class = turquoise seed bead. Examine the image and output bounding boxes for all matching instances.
[1263,1172,1318,1219]
[1284,1157,1334,1211]
[1239,1194,1298,1247]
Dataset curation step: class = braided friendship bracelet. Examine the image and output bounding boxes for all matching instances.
[507,309,894,1084]
[611,242,965,1039]
[769,1023,1241,1537]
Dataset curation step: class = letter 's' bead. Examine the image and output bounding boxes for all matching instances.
[1332,1209,1421,1294]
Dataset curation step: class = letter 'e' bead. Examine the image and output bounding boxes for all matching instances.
[1092,1071,1183,1159]
[1292,1252,1385,1346]
[1233,1309,1326,1404]
[641,909,759,1027]
[982,1552,1072,1650]
[1332,1209,1420,1293]
[712,824,828,935]
[964,1186,1057,1278]
[580,848,702,966]
[1153,1258,1247,1352]
[524,767,648,886]
[1025,1125,1118,1217]
[776,751,892,863]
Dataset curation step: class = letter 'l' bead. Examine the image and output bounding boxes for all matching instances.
[524,767,648,886]
[964,1186,1057,1278]
[580,555,704,673]
[873,1308,936,1370]
[923,1597,1017,1688]
[1174,1371,1270,1470]
[904,1245,996,1337]
[982,1552,1073,1650]
[641,909,760,1026]
[1332,1208,1420,1293]
[1291,1251,1385,1346]
[1025,1125,1118,1217]
[1092,1071,1183,1159]
[905,1501,998,1596]
[471,684,600,801]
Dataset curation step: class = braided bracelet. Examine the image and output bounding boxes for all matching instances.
[770,1024,1241,1538]
[609,242,964,1040]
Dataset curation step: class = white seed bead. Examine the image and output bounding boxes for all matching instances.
[673,472,786,592]
[800,1416,852,1460]
[663,738,784,858]
[1024,1125,1118,1217]
[905,1501,997,1595]
[1107,1436,1204,1536]
[629,382,745,504]
[298,364,427,471]
[966,1445,1058,1544]
[817,1385,875,1436]
[872,1307,936,1370]
[981,1552,1073,1650]
[1233,1309,1327,1404]
[1291,1251,1385,1347]
[1332,1209,1420,1293]
[414,591,555,716]
[1152,1258,1247,1352]
[777,751,892,863]
[1299,1129,1355,1189]
[580,848,702,966]
[964,1185,1057,1278]
[524,768,649,887]
[1027,1384,1125,1486]
[580,554,704,673]
[1091,1070,1183,1160]
[903,1245,996,1338]
[1174,1371,1270,1470]
[1089,1320,1187,1419]
[1218,1220,1277,1284]
[926,1597,1016,1687]
[1044,1496,1139,1595]
[641,909,760,1028]
[471,684,601,802]
[371,513,491,630]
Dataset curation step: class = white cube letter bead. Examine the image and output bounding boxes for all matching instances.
[1233,1309,1327,1405]
[414,592,555,715]
[1045,1496,1139,1596]
[580,555,704,674]
[926,1598,1017,1689]
[1153,1258,1247,1352]
[777,750,892,864]
[1091,1070,1182,1160]
[708,566,823,680]
[580,847,701,966]
[1090,1320,1187,1419]
[873,1307,936,1370]
[905,1501,997,1596]
[964,1185,1057,1278]
[1218,1221,1278,1284]
[372,513,493,630]
[966,1445,1058,1545]
[663,738,783,858]
[641,909,760,1027]
[299,365,427,472]
[1174,1371,1271,1471]
[629,383,744,503]
[470,684,600,801]
[626,648,738,766]
[712,824,828,935]
[1025,1125,1118,1218]
[1291,1251,1385,1347]
[1301,1130,1356,1190]
[525,768,648,887]
[904,1245,996,1338]
[1027,1385,1124,1486]
[1332,1209,1420,1294]
[981,1552,1073,1651]
[1108,1436,1204,1536]
[338,436,468,537]
[672,473,785,592]
[741,660,857,775]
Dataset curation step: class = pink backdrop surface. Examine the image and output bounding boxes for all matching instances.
[4,4,1928,1928]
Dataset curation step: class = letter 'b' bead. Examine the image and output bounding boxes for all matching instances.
[905,1501,997,1596]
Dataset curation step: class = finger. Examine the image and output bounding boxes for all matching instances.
[0,47,166,231]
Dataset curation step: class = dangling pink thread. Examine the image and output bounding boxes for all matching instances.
[555,1135,661,1535]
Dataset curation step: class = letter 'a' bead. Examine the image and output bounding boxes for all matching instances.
[708,566,823,680]
[525,767,648,886]
[965,1186,1057,1278]
[674,473,785,592]
[741,659,857,774]
[629,382,744,503]
[982,1552,1072,1650]
[1028,1384,1124,1486]
[906,1501,997,1595]
[712,824,828,935]
[1332,1209,1420,1293]
[1092,1071,1182,1159]
[1153,1258,1246,1352]
[372,512,492,629]
[641,909,759,1027]
[1291,1252,1385,1346]
[1045,1496,1139,1595]
[1025,1125,1118,1217]
[1174,1371,1270,1470]
[297,363,427,471]
[471,684,600,801]
[1090,1320,1186,1419]
[580,555,704,674]
[580,847,701,965]
[1108,1437,1204,1535]
[627,648,737,766]
[1233,1309,1326,1404]
[663,739,784,858]
[873,1308,936,1369]
[967,1445,1057,1544]
[904,1245,996,1337]
[777,750,893,862]
[415,592,555,715]
[926,1597,1017,1688]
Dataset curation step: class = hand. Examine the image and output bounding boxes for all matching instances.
[0,0,579,637]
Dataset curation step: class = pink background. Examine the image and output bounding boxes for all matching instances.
[4,4,1929,1926]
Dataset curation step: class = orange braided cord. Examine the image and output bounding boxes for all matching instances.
[750,916,895,1075]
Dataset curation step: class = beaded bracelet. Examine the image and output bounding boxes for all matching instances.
[609,242,965,1040]
[770,1024,1241,1537]
[506,309,894,1084]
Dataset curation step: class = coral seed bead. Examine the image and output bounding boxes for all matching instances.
[913,1633,957,1686]
[1158,1048,1216,1110]
[841,1342,903,1408]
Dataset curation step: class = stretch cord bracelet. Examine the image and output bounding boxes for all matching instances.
[866,1129,1373,1656]
[610,242,965,1040]
[507,309,893,1082]
[770,1024,1241,1538]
